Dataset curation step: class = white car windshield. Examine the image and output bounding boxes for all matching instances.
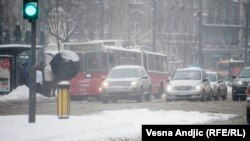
[171,70,201,80]
[108,68,140,78]
[207,73,217,82]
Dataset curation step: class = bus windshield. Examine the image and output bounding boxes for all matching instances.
[85,52,108,72]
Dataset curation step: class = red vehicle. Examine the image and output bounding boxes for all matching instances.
[217,59,244,82]
[64,40,169,100]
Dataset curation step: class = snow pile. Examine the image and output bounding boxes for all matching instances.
[0,85,48,102]
[0,109,237,141]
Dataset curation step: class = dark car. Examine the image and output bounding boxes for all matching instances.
[232,67,250,101]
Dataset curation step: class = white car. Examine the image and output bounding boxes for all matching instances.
[100,65,151,103]
[166,67,212,101]
[207,71,227,100]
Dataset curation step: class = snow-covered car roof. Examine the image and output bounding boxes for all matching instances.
[111,65,143,69]
[206,71,217,74]
[176,67,203,71]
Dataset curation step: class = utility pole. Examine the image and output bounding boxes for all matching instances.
[197,0,203,67]
[100,0,105,39]
[29,21,37,123]
[23,0,38,123]
[244,0,249,66]
[152,0,157,52]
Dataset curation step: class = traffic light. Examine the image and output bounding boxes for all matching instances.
[23,0,38,21]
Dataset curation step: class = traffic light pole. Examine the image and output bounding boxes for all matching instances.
[28,20,37,123]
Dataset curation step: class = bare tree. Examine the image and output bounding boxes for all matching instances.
[40,0,83,51]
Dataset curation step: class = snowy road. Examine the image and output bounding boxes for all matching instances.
[0,86,247,141]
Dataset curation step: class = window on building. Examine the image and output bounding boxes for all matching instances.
[129,0,144,4]
[133,22,140,33]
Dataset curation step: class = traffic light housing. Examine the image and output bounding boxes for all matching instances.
[23,0,38,21]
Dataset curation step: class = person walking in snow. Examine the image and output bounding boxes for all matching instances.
[44,64,54,97]
[36,66,43,94]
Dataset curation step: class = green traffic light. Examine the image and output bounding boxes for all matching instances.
[24,3,37,17]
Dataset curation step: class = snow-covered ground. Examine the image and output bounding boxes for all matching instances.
[0,86,237,141]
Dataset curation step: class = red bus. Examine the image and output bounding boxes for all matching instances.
[217,59,244,82]
[217,59,244,76]
[64,40,169,100]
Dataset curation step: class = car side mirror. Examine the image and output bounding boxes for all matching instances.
[203,78,208,82]
[142,76,148,79]
[232,76,236,79]
[218,79,223,83]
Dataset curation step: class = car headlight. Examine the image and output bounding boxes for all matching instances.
[235,81,243,85]
[166,85,172,91]
[130,81,139,87]
[102,81,109,87]
[195,84,202,91]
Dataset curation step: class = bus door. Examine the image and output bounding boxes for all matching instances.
[83,52,108,95]
[69,52,85,96]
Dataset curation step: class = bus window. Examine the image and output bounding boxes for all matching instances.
[76,53,84,71]
[130,53,136,65]
[148,54,153,71]
[124,52,130,65]
[136,53,142,65]
[163,58,168,72]
[113,51,119,66]
[153,56,158,71]
[85,52,108,72]
[119,51,125,65]
[108,52,114,69]
[158,56,163,72]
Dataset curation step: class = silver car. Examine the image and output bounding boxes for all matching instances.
[100,65,151,103]
[166,67,212,101]
[207,71,227,100]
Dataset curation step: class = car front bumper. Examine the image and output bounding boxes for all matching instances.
[232,85,247,97]
[102,86,139,97]
[166,90,203,101]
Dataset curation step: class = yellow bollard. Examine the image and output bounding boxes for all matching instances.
[57,81,70,119]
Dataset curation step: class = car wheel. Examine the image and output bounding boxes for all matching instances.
[240,96,246,101]
[111,97,118,103]
[201,90,206,102]
[207,90,212,101]
[166,98,172,102]
[136,87,143,103]
[214,90,219,101]
[247,108,250,124]
[145,87,152,102]
[232,93,238,101]
[156,84,163,99]
[222,88,227,100]
[101,96,109,104]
